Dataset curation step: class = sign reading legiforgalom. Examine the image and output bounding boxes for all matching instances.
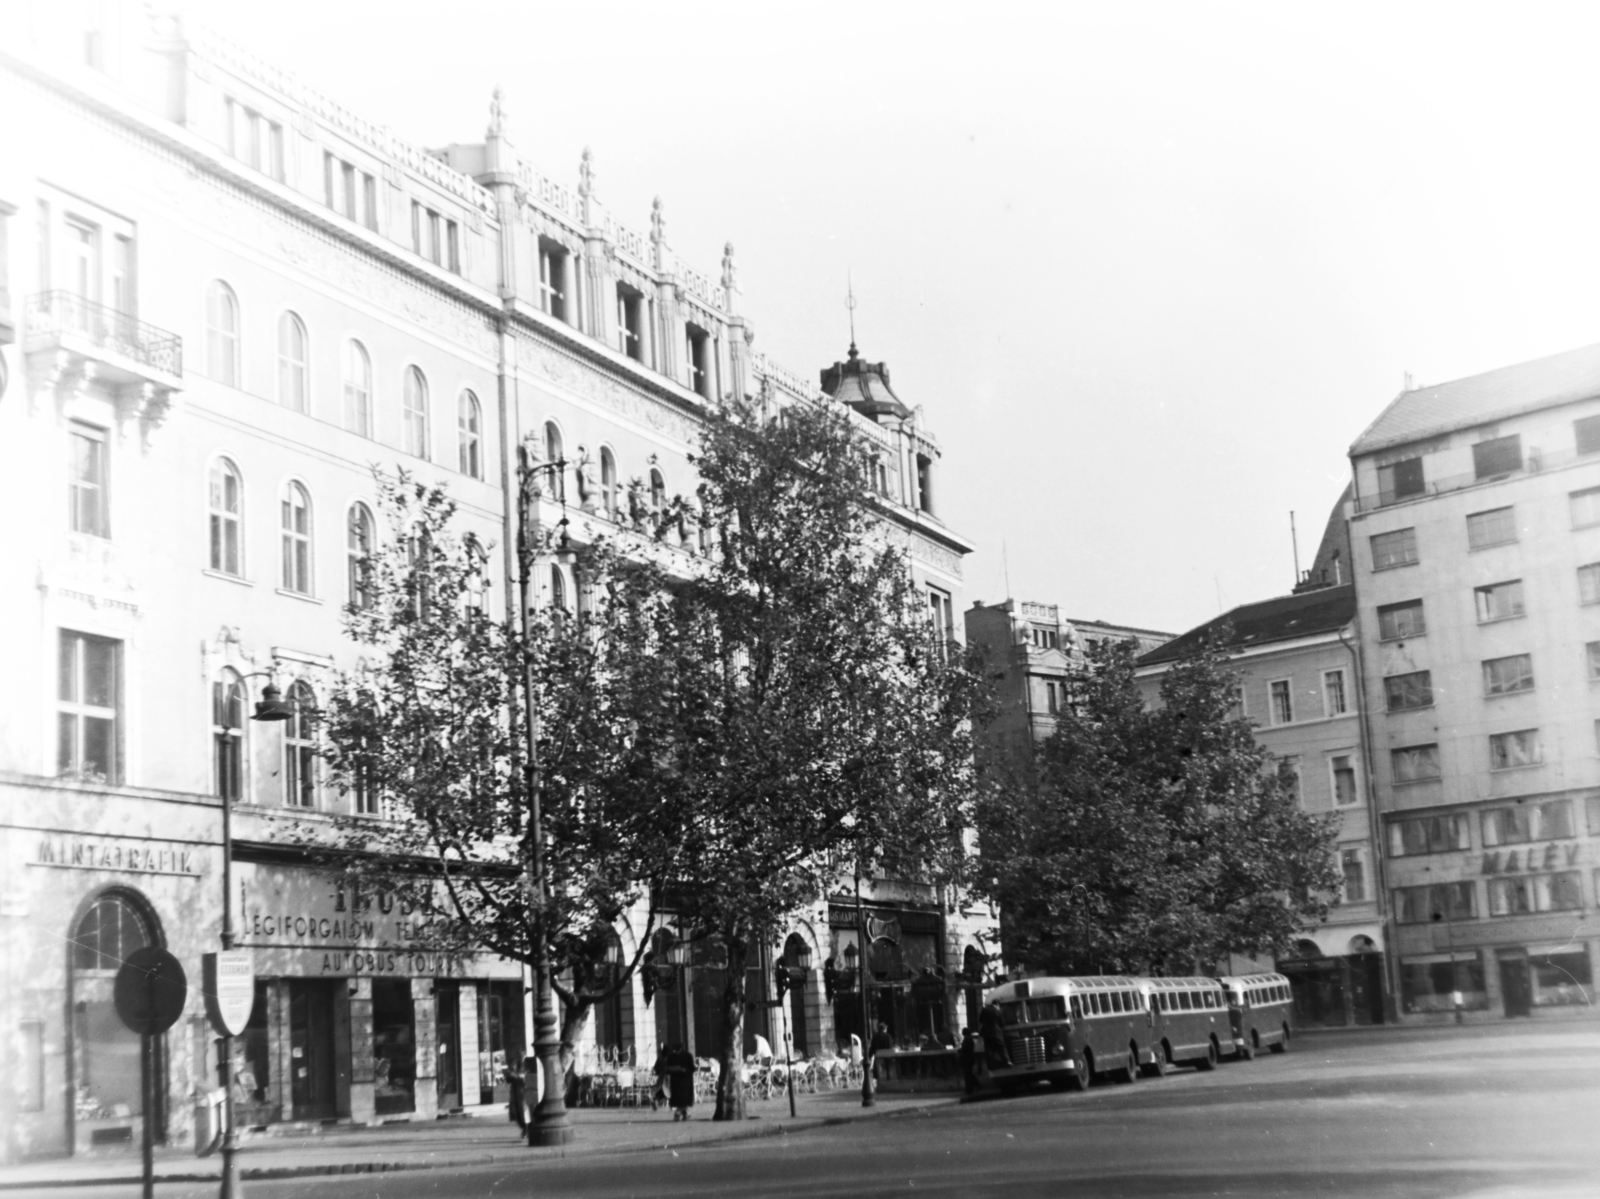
[203,950,255,1036]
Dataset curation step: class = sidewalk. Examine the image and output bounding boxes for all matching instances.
[0,1089,959,1189]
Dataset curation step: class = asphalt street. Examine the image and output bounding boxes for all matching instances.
[27,1022,1600,1199]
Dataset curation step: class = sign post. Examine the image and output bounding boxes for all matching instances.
[203,950,254,1199]
[114,948,189,1199]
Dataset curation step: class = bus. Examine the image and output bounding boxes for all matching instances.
[1137,976,1229,1074]
[1218,972,1294,1059]
[982,975,1158,1093]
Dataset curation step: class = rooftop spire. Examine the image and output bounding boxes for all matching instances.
[846,273,858,358]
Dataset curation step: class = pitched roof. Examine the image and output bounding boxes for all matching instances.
[1351,341,1600,456]
[1135,584,1356,668]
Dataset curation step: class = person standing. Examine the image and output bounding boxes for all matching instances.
[958,1027,980,1096]
[979,1001,1012,1068]
[650,1044,670,1112]
[867,1020,894,1093]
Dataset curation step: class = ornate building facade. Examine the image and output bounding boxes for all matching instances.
[0,4,989,1161]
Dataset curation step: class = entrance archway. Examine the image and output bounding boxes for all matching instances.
[68,888,166,1148]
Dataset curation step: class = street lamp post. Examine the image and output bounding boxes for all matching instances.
[854,870,874,1108]
[514,443,577,1146]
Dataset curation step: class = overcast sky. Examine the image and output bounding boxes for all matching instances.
[185,0,1600,634]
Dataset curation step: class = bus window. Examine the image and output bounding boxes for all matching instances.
[1178,992,1192,1011]
[1070,996,1083,1020]
[1107,992,1121,1014]
[1030,997,1066,1022]
[998,1002,1025,1025]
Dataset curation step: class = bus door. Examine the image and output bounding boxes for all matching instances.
[1227,989,1245,1043]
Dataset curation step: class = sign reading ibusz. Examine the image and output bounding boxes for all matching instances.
[203,950,255,1037]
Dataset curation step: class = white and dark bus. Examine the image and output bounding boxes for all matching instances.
[1219,972,1295,1058]
[1138,976,1230,1073]
[982,975,1160,1092]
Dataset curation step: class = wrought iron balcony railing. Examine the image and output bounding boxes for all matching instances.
[26,291,183,379]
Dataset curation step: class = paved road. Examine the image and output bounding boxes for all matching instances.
[29,1023,1600,1198]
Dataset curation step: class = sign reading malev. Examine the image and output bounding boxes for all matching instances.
[237,863,514,979]
[203,950,255,1036]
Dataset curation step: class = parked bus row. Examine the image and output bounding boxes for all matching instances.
[978,972,1294,1094]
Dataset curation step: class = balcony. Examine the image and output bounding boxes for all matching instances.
[24,292,182,448]
[1353,444,1590,514]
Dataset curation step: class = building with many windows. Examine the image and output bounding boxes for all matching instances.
[1348,345,1600,1022]
[0,4,986,1161]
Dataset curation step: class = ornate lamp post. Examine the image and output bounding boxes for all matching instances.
[514,441,578,1146]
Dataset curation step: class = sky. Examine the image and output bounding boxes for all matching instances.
[183,0,1600,634]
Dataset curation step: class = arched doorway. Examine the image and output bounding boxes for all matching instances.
[782,934,810,1057]
[69,888,165,1147]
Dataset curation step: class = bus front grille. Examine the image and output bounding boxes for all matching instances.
[1007,1034,1046,1066]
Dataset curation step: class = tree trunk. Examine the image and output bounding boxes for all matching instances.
[712,936,748,1121]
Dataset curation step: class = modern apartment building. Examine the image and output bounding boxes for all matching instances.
[1349,345,1600,1023]
[0,3,987,1161]
[1134,582,1389,1027]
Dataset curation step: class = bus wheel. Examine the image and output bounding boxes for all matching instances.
[1069,1053,1091,1091]
[1270,1025,1290,1054]
[1117,1047,1139,1084]
[1142,1043,1167,1078]
[1196,1039,1219,1071]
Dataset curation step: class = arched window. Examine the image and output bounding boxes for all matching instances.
[347,502,374,611]
[206,280,240,386]
[343,339,372,437]
[284,681,317,808]
[403,365,429,459]
[72,889,156,971]
[600,447,617,515]
[457,390,482,478]
[549,564,567,617]
[277,311,308,412]
[544,421,563,462]
[213,668,244,801]
[649,467,666,514]
[408,524,433,619]
[208,457,242,576]
[281,482,312,594]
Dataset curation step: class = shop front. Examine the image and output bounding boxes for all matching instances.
[825,900,957,1051]
[1277,928,1387,1028]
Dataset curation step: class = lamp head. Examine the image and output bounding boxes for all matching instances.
[252,683,295,722]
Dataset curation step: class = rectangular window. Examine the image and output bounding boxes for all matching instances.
[1588,642,1600,682]
[1330,754,1359,806]
[342,163,357,221]
[1341,849,1366,903]
[1371,527,1418,570]
[1387,813,1470,857]
[411,201,423,255]
[1475,580,1525,622]
[57,630,121,783]
[1384,670,1433,712]
[1323,669,1347,716]
[538,239,568,320]
[362,174,379,231]
[1588,797,1600,836]
[324,151,336,209]
[1531,948,1593,1007]
[1571,487,1600,529]
[69,423,109,538]
[616,285,644,361]
[928,587,954,656]
[1473,434,1523,479]
[1576,414,1600,456]
[1481,800,1572,847]
[1581,563,1600,605]
[1467,506,1517,550]
[1377,457,1425,504]
[1045,680,1059,715]
[1393,881,1476,924]
[1488,873,1583,916]
[1399,952,1488,1014]
[266,121,284,181]
[1489,729,1542,770]
[1277,756,1301,802]
[1377,599,1425,640]
[1482,653,1534,695]
[1269,679,1293,724]
[445,220,460,273]
[1391,743,1441,783]
[427,211,442,264]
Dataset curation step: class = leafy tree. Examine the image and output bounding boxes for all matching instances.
[656,395,986,1122]
[975,633,1341,978]
[302,470,689,1076]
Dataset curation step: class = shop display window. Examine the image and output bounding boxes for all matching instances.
[1531,948,1593,1007]
[233,981,274,1126]
[1398,952,1489,1014]
[372,979,416,1115]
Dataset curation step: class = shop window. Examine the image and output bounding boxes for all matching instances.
[1377,456,1425,505]
[1377,599,1425,640]
[1482,653,1534,696]
[71,891,159,1124]
[1531,948,1594,1007]
[1472,435,1522,479]
[1399,953,1489,1014]
[1466,506,1517,550]
[1489,729,1542,771]
[1384,670,1433,712]
[372,979,416,1115]
[1388,813,1469,857]
[1370,527,1417,570]
[1481,800,1572,847]
[1488,873,1582,917]
[236,981,273,1124]
[58,630,121,783]
[1475,580,1525,623]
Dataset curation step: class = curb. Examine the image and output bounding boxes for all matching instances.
[0,1099,957,1189]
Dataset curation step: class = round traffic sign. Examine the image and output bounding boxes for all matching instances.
[114,947,189,1035]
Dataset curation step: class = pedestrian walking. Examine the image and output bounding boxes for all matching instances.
[666,1043,696,1121]
[650,1045,670,1112]
[506,1057,532,1132]
[979,1001,1012,1068]
[958,1027,980,1095]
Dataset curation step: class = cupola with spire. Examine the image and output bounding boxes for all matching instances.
[820,343,910,424]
